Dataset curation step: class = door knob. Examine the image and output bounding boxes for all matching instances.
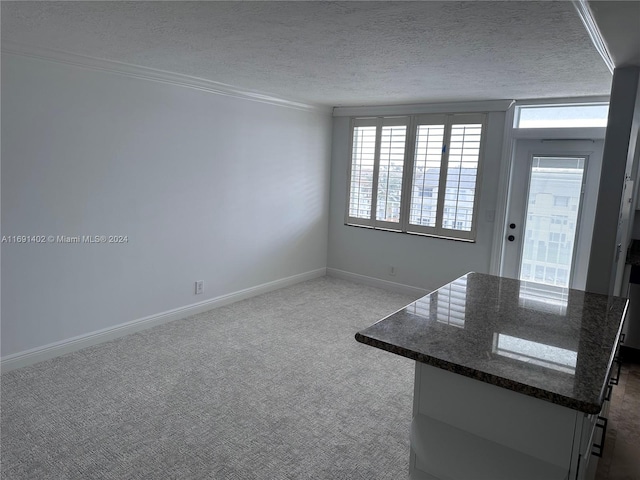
[508,235,515,242]
[509,223,516,229]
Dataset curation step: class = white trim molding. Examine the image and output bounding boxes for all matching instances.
[1,41,329,114]
[572,0,615,73]
[489,103,517,276]
[0,268,327,372]
[513,96,610,106]
[332,100,515,117]
[512,127,606,141]
[326,267,430,297]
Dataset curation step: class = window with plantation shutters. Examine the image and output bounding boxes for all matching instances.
[348,125,376,219]
[346,113,485,241]
[347,116,410,229]
[376,124,407,223]
[410,121,446,228]
[444,123,482,232]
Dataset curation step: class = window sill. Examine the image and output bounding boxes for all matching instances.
[344,223,475,243]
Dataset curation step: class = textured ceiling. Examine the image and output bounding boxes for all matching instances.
[1,1,613,107]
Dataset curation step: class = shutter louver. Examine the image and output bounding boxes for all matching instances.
[376,125,407,223]
[349,126,377,219]
[409,124,445,228]
[345,113,485,241]
[444,124,482,232]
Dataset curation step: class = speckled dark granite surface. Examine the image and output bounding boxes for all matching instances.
[355,272,628,414]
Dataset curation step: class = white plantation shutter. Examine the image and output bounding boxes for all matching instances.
[376,124,407,223]
[345,113,485,241]
[409,121,446,228]
[346,117,409,228]
[443,119,483,234]
[348,123,377,220]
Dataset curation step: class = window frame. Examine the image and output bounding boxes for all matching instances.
[513,102,609,129]
[346,116,411,231]
[345,112,487,242]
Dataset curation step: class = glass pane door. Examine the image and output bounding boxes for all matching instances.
[519,156,585,288]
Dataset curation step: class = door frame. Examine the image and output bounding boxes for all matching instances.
[503,146,592,289]
[490,119,607,286]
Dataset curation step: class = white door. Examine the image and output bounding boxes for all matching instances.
[501,139,603,289]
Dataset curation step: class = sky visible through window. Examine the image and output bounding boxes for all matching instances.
[515,104,609,128]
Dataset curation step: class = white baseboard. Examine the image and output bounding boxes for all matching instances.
[1,268,326,373]
[326,268,430,297]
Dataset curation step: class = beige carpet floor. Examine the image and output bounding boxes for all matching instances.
[1,277,419,480]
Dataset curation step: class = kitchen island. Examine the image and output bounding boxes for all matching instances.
[355,272,628,480]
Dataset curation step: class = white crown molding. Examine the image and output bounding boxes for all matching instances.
[1,41,330,114]
[513,95,610,106]
[332,100,516,117]
[0,268,327,372]
[572,0,615,74]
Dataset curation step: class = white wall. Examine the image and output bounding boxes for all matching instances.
[586,66,640,295]
[1,53,332,358]
[327,112,506,292]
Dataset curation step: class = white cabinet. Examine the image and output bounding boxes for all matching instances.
[408,362,610,480]
[575,356,618,480]
[354,272,626,480]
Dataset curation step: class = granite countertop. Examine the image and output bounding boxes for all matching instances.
[355,272,628,414]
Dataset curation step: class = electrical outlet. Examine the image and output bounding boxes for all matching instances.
[195,281,204,295]
[389,266,396,276]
